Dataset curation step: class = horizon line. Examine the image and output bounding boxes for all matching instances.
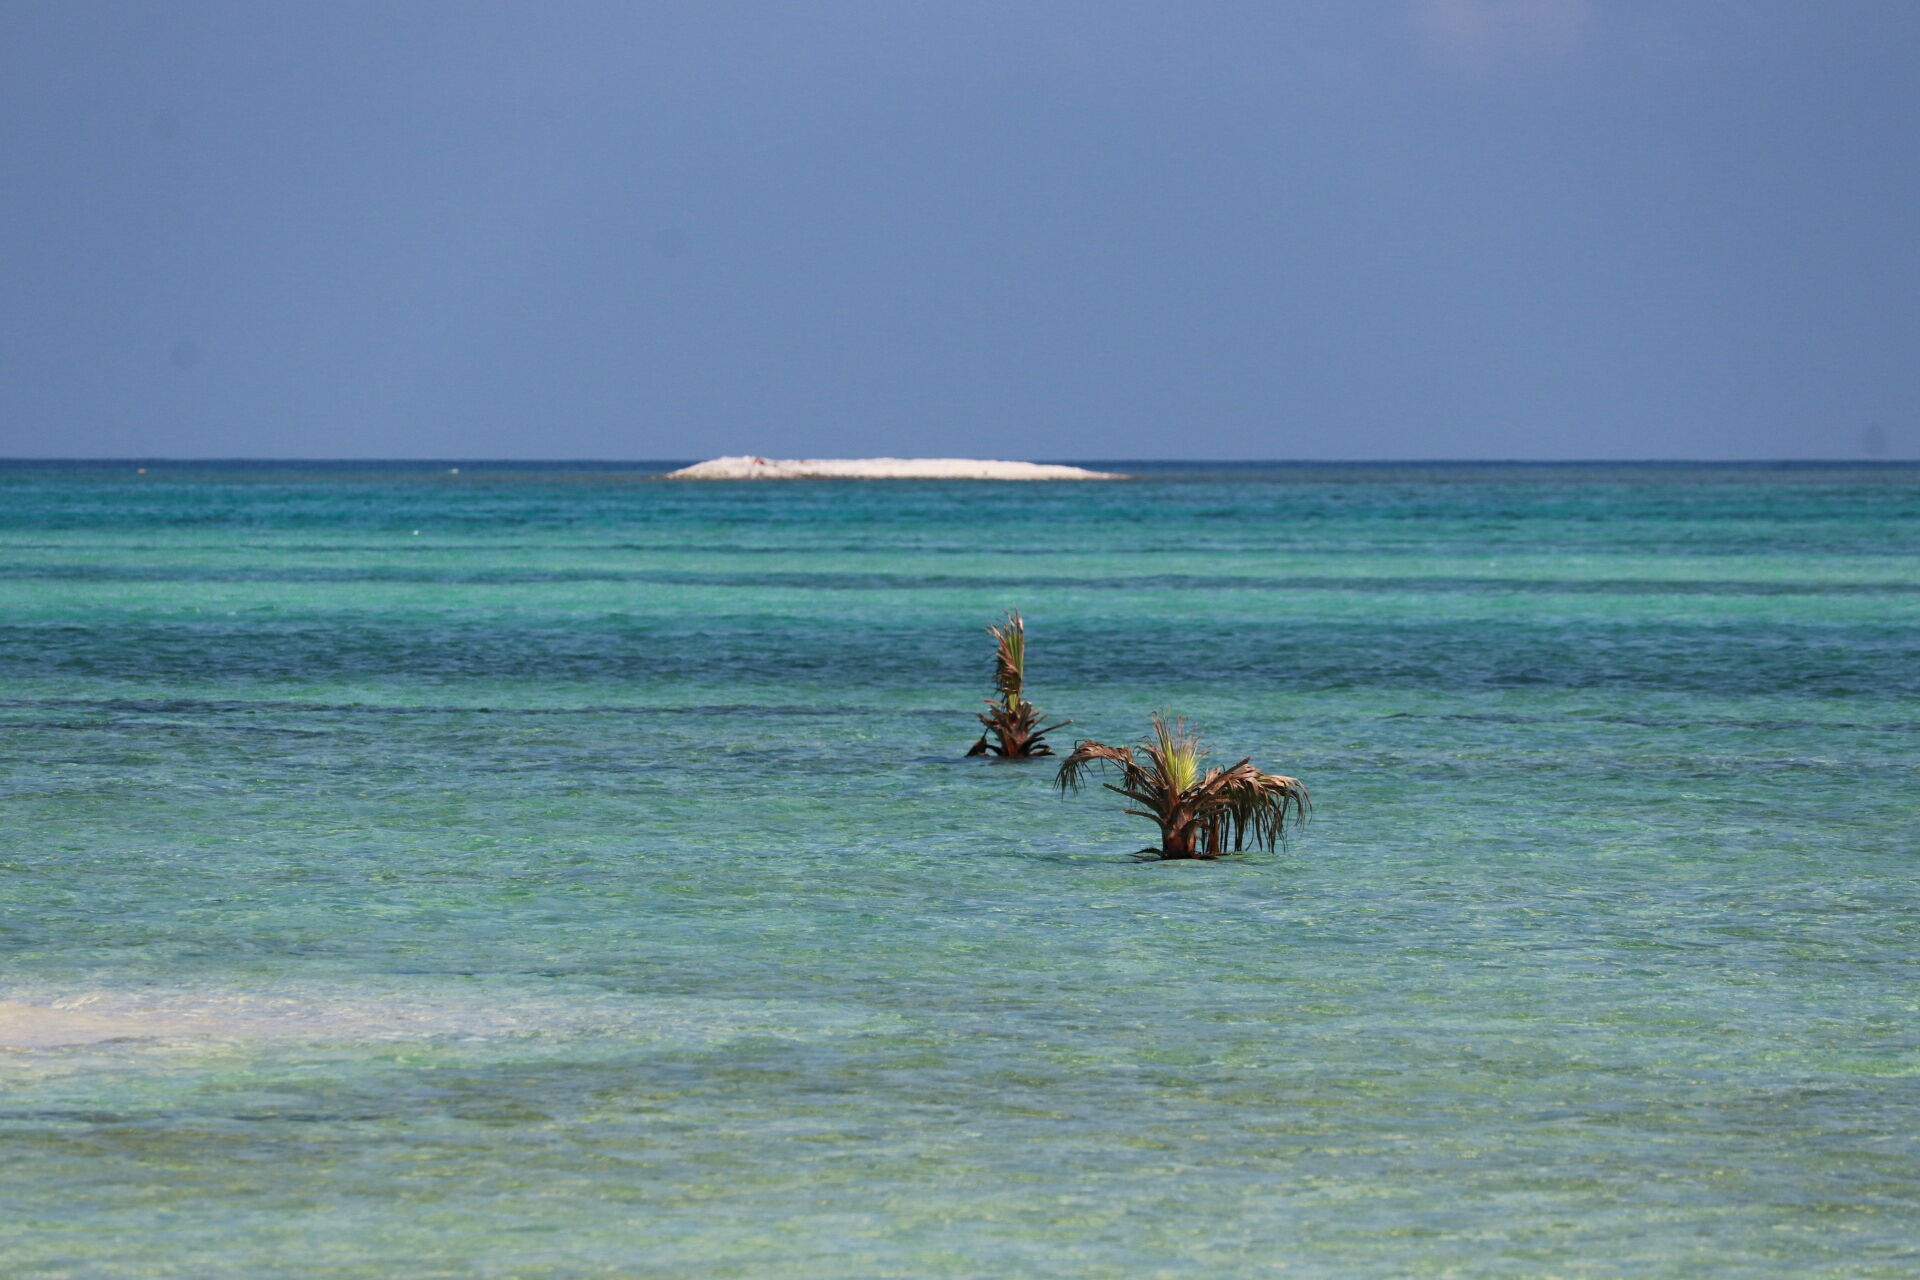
[0,457,1913,468]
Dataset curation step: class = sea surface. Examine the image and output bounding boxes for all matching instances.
[2,461,1917,1278]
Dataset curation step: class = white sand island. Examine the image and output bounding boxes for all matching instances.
[665,455,1123,480]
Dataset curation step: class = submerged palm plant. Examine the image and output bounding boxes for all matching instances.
[966,611,1070,758]
[1055,713,1310,859]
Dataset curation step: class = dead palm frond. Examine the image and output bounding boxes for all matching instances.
[966,611,1070,758]
[1056,712,1309,859]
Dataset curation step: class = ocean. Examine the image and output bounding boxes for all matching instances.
[2,461,1916,1277]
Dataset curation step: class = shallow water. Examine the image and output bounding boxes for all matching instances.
[3,462,1917,1277]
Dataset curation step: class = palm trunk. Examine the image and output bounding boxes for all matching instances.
[1158,808,1201,859]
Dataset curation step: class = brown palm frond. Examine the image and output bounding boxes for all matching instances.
[1189,760,1311,854]
[1055,741,1137,793]
[969,698,1071,758]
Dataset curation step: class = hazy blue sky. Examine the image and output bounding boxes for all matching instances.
[1,2,1915,460]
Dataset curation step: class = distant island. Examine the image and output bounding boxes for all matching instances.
[665,455,1123,480]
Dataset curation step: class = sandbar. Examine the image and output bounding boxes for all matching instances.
[665,455,1123,480]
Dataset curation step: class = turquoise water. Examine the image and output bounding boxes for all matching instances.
[3,463,1917,1277]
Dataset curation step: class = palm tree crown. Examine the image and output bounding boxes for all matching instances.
[1056,713,1309,859]
[966,611,1070,758]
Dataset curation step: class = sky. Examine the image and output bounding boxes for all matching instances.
[0,1,1915,461]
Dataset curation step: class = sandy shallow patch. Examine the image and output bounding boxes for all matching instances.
[0,1000,230,1049]
[0,989,886,1051]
